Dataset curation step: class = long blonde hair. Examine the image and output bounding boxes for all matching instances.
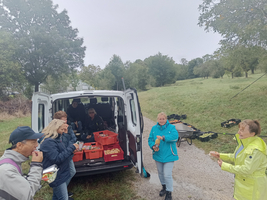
[40,119,65,144]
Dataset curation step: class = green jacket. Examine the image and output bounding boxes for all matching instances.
[220,134,267,200]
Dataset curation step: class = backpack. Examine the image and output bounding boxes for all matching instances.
[0,158,22,174]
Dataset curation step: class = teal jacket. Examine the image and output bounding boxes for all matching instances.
[148,120,179,163]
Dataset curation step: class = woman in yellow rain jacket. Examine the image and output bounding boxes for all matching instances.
[210,119,267,200]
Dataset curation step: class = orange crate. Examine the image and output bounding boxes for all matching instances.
[93,130,118,145]
[73,150,83,162]
[103,143,124,162]
[83,142,103,159]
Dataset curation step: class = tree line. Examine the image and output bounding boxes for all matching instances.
[1,0,267,100]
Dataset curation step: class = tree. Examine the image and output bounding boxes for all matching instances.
[40,75,68,94]
[231,46,261,77]
[94,69,116,90]
[0,0,85,92]
[124,60,149,91]
[0,31,26,100]
[145,52,176,87]
[40,69,80,93]
[175,64,188,80]
[193,62,211,79]
[258,49,267,73]
[180,58,188,66]
[198,0,267,47]
[210,60,225,78]
[222,55,237,79]
[68,69,80,91]
[105,55,125,90]
[80,65,102,88]
[187,58,203,79]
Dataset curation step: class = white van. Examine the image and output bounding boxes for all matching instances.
[31,89,144,177]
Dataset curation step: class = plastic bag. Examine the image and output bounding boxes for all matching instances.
[42,164,59,183]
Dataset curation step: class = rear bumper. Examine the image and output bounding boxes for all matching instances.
[74,160,133,177]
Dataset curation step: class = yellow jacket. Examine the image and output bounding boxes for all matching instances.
[220,134,267,200]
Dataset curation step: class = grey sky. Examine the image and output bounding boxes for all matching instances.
[52,0,222,68]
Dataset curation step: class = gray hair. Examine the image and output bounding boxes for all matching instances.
[10,140,27,149]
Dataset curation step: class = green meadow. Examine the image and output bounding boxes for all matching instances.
[138,72,267,153]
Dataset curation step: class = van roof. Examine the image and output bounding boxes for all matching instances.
[41,90,126,100]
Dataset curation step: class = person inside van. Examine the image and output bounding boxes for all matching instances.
[66,99,86,133]
[81,108,105,143]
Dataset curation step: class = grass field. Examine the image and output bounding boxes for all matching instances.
[138,72,267,153]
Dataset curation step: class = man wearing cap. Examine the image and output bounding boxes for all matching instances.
[0,126,44,200]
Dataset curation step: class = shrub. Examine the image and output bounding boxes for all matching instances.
[0,95,31,116]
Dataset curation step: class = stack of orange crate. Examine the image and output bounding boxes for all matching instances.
[93,130,124,162]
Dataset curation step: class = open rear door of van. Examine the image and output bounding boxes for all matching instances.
[124,88,144,176]
[31,92,52,133]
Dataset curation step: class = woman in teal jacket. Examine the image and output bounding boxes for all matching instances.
[210,119,267,200]
[148,112,179,200]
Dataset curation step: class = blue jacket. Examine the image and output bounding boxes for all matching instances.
[148,120,179,163]
[39,135,76,187]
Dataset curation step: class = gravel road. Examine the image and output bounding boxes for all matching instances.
[132,117,235,200]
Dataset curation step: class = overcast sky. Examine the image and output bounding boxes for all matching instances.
[52,0,222,68]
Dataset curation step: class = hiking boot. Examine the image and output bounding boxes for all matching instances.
[165,191,172,200]
[159,184,166,197]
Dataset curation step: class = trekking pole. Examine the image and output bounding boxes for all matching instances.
[230,73,267,100]
[207,131,267,138]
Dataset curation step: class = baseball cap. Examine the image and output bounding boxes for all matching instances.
[9,126,44,145]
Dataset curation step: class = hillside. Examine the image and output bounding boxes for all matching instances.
[138,72,267,153]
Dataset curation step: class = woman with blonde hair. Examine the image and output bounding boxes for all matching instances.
[40,119,78,200]
[148,112,179,200]
[210,119,267,200]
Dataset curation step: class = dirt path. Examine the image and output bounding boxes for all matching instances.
[133,117,235,200]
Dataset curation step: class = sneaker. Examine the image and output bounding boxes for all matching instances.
[68,197,74,200]
[68,192,73,197]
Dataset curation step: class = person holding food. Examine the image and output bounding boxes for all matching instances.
[148,112,179,200]
[210,119,267,200]
[0,126,43,200]
[39,119,79,200]
[53,111,76,198]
